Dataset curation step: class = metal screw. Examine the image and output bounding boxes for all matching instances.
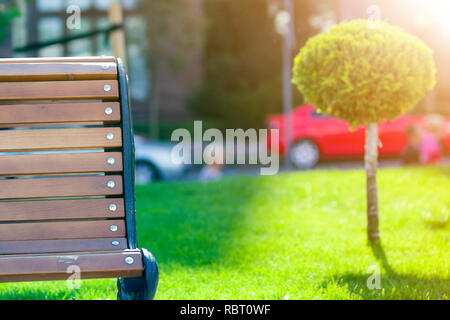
[111,240,120,246]
[109,204,117,212]
[107,157,115,165]
[124,257,135,265]
[106,132,114,140]
[104,84,111,92]
[107,180,116,189]
[104,107,113,115]
[110,225,118,232]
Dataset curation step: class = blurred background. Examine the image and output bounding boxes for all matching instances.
[0,0,449,182]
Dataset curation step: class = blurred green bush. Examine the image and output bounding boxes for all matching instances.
[0,3,20,43]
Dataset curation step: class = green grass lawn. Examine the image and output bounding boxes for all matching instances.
[0,166,449,300]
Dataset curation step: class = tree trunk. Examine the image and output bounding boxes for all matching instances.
[365,123,380,243]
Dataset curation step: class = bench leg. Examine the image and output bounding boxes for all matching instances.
[117,248,159,300]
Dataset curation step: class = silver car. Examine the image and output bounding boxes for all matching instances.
[134,135,189,184]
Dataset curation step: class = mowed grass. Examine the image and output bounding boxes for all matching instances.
[0,166,449,300]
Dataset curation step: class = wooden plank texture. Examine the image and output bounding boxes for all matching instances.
[0,175,123,200]
[0,250,143,283]
[0,198,125,221]
[0,127,122,152]
[0,63,117,82]
[0,220,126,241]
[0,80,119,101]
[0,102,121,125]
[0,152,123,176]
[0,238,128,255]
[0,57,116,64]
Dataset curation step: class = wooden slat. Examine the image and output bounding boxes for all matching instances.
[0,175,123,200]
[0,250,143,283]
[0,63,117,82]
[0,127,122,152]
[0,80,119,101]
[0,122,105,129]
[0,152,123,176]
[0,238,128,255]
[0,220,125,241]
[0,102,121,125]
[0,56,116,64]
[0,198,125,222]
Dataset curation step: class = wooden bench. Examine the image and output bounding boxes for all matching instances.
[0,56,158,300]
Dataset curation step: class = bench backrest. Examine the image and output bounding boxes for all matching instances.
[0,57,138,256]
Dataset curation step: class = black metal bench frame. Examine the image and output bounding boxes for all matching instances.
[116,59,158,300]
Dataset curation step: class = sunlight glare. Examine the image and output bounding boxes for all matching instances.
[411,0,450,37]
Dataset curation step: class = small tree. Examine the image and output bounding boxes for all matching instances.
[292,20,436,243]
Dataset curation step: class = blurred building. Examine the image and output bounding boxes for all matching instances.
[0,0,204,128]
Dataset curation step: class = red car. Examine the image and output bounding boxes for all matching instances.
[267,104,450,169]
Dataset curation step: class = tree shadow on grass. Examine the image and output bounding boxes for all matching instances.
[322,242,450,299]
[135,177,260,268]
[370,241,394,274]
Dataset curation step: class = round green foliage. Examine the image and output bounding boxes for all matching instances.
[292,19,437,125]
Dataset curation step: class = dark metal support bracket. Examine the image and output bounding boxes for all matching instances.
[117,58,138,250]
[117,248,159,300]
[116,58,159,300]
